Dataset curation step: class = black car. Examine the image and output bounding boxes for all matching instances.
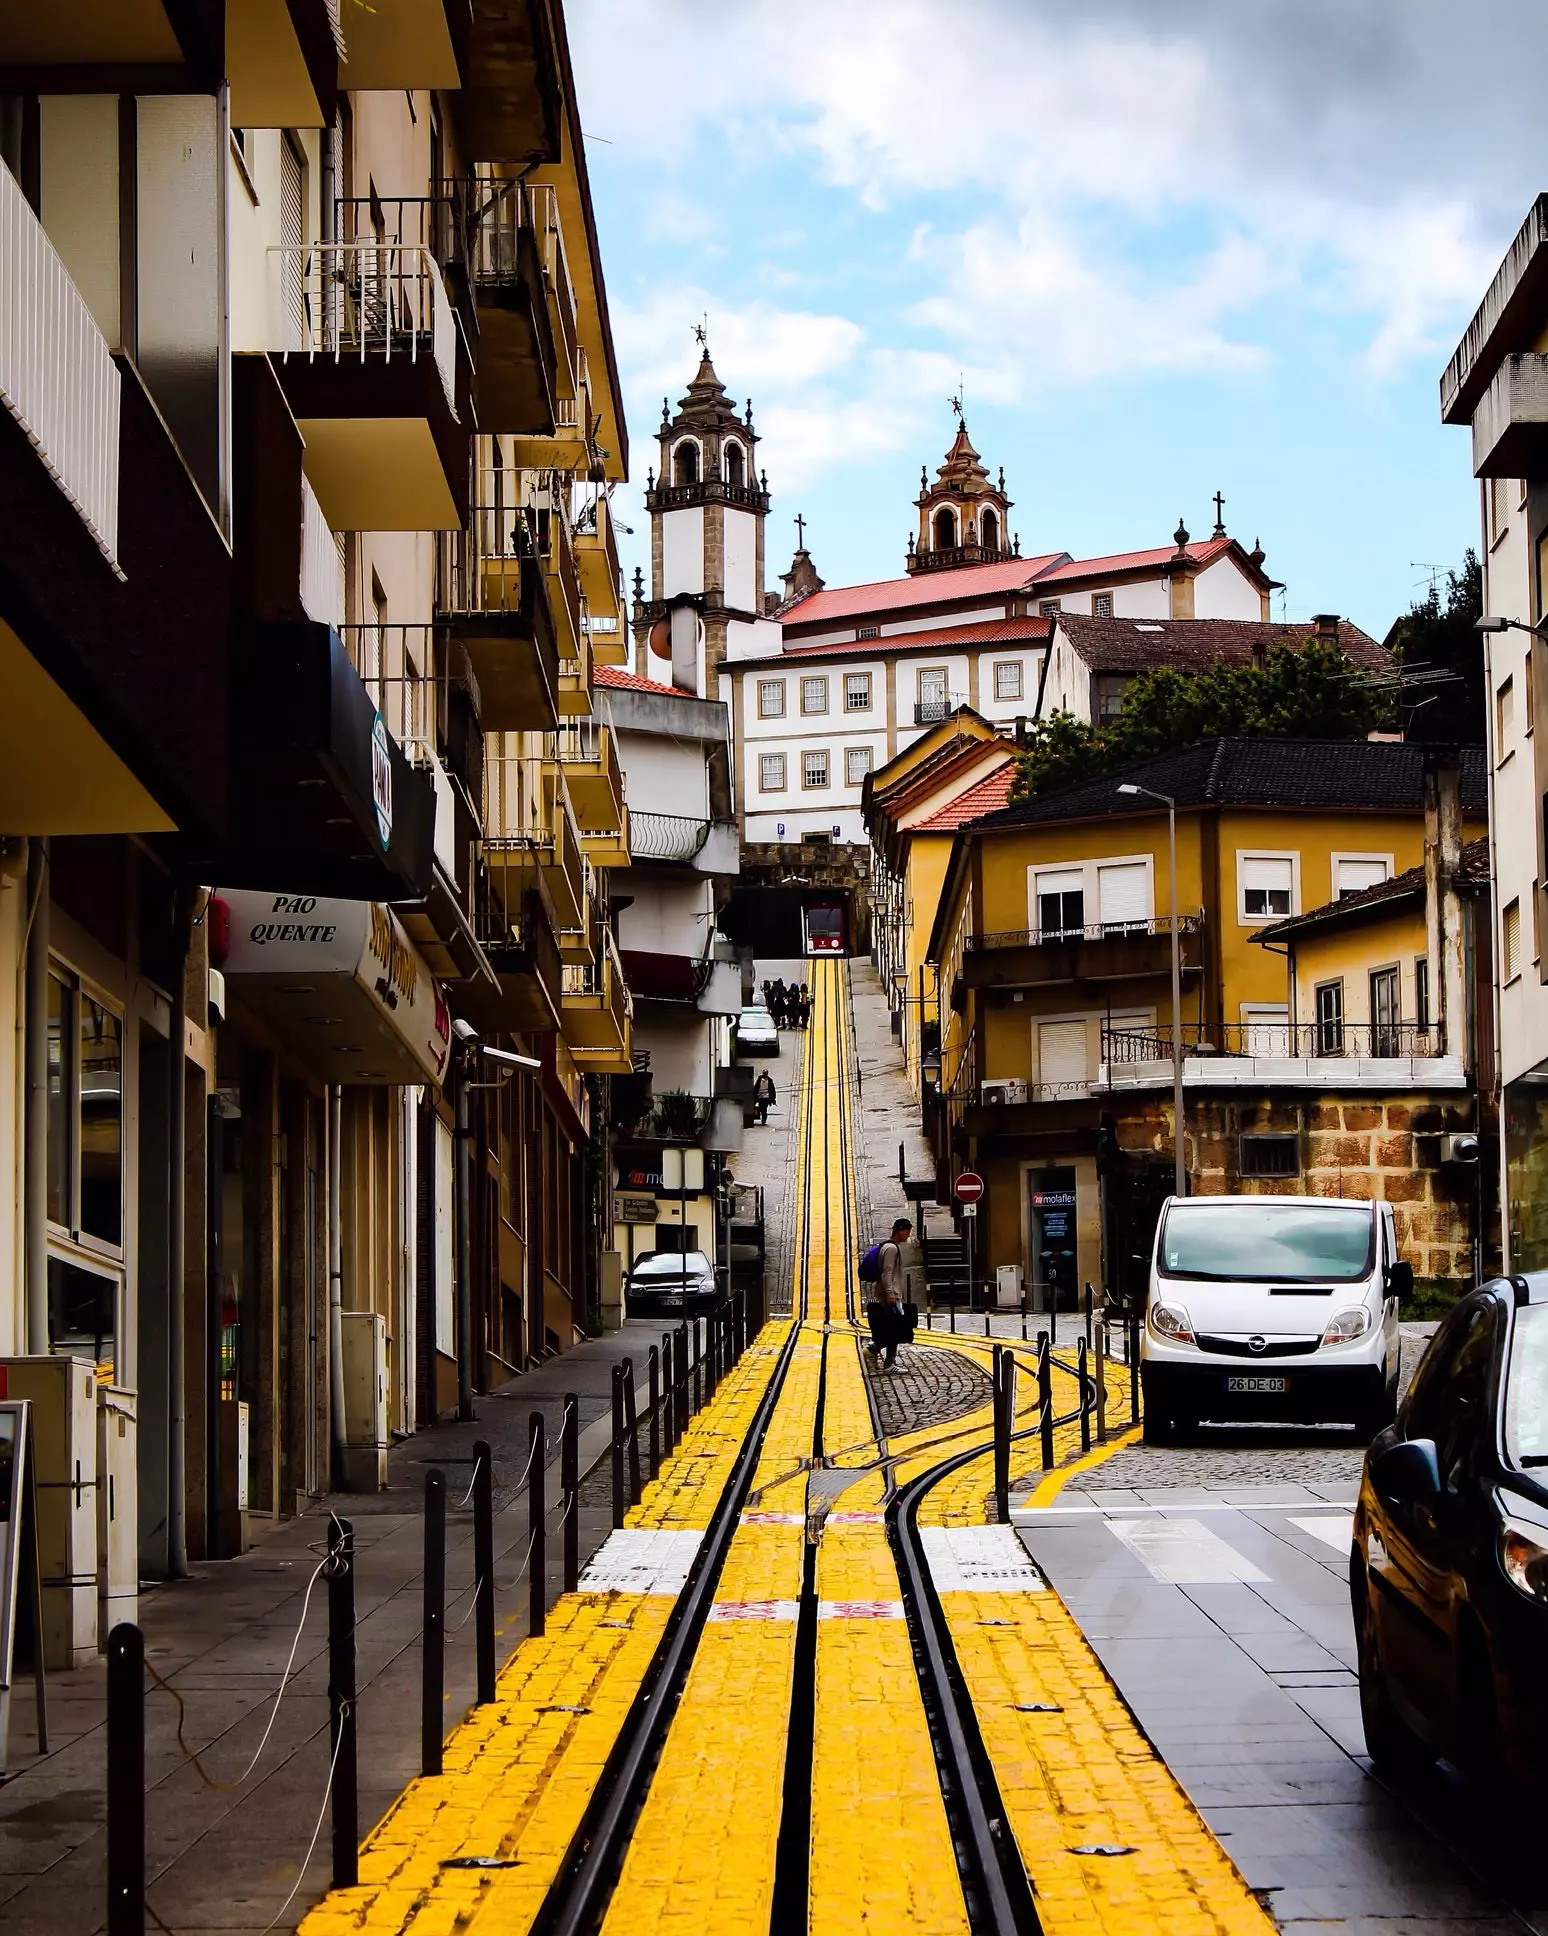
[1352,1272,1548,1792]
[624,1248,720,1317]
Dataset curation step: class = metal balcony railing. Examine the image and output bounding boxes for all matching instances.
[529,184,580,391]
[615,1093,714,1142]
[335,194,466,275]
[271,241,457,413]
[968,913,1203,952]
[300,473,345,626]
[0,157,121,563]
[630,812,711,863]
[454,467,585,653]
[913,693,969,726]
[1102,1021,1446,1063]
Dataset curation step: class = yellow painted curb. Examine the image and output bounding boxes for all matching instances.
[1023,1422,1142,1508]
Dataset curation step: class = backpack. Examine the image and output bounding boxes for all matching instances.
[857,1243,884,1283]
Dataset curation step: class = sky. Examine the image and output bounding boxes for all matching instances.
[569,0,1548,640]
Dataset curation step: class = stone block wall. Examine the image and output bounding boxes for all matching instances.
[1113,1091,1487,1284]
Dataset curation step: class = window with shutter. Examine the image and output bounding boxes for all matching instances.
[1334,856,1390,898]
[1241,854,1294,920]
[1034,868,1084,940]
[1097,861,1149,932]
[280,135,306,346]
[1038,1019,1091,1088]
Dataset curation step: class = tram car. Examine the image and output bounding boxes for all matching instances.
[802,901,846,956]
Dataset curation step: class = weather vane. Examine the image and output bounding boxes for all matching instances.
[693,315,708,349]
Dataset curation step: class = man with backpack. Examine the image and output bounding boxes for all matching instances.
[860,1217,914,1369]
[753,1068,776,1125]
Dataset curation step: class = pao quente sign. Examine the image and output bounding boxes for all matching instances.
[219,892,451,1086]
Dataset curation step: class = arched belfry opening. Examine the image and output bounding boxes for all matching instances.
[981,507,999,553]
[726,442,745,490]
[908,410,1015,574]
[934,506,956,552]
[674,441,699,487]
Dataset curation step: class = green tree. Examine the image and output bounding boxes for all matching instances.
[1385,551,1485,745]
[1010,639,1386,802]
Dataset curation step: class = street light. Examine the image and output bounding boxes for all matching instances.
[1117,782,1187,1198]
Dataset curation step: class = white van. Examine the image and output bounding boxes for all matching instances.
[1141,1196,1409,1443]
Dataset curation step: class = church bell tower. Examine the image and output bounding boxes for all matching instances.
[633,340,771,692]
[907,409,1016,574]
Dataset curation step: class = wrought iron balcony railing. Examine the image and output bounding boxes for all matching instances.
[968,913,1203,952]
[629,812,710,863]
[270,240,457,412]
[1102,1020,1446,1063]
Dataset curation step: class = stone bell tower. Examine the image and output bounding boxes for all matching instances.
[633,340,771,692]
[906,407,1016,574]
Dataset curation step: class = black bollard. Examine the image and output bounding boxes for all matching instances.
[648,1346,661,1477]
[1084,1281,1094,1351]
[327,1516,358,1888]
[562,1395,579,1592]
[611,1364,626,1530]
[675,1324,690,1438]
[473,1440,495,1706]
[692,1319,703,1414]
[992,1346,1011,1525]
[106,1623,144,1936]
[422,1470,446,1777]
[1037,1335,1054,1471]
[529,1413,546,1638]
[1078,1337,1092,1455]
[623,1360,641,1508]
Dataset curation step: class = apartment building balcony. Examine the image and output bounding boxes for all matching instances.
[551,722,624,831]
[458,882,563,1036]
[483,759,586,933]
[962,914,1205,990]
[269,241,470,531]
[614,1092,744,1156]
[627,813,739,875]
[1468,353,1548,478]
[1098,1021,1466,1093]
[620,950,743,1019]
[459,466,590,712]
[512,343,603,482]
[913,693,970,726]
[453,0,563,166]
[461,179,560,435]
[560,931,633,1073]
[0,162,228,838]
[575,489,627,661]
[336,0,467,90]
[227,0,339,126]
[0,0,221,79]
[438,539,561,734]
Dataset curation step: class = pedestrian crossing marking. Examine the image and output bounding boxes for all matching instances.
[1107,1516,1269,1584]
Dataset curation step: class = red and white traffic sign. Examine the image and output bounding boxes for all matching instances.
[953,1171,984,1203]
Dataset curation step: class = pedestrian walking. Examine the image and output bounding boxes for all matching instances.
[863,1217,913,1369]
[753,1068,776,1125]
[797,984,812,1030]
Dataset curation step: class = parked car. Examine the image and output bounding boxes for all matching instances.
[1141,1196,1409,1443]
[625,1248,720,1316]
[733,1005,779,1056]
[1352,1272,1548,1792]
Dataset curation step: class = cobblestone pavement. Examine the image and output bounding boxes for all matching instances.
[866,1339,993,1436]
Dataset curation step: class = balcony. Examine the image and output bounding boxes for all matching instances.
[1098,1021,1464,1093]
[614,1092,744,1155]
[438,533,560,733]
[461,179,559,435]
[483,757,586,933]
[453,0,564,166]
[629,811,710,864]
[913,693,970,726]
[552,721,624,832]
[0,0,221,75]
[458,883,563,1036]
[963,914,1205,990]
[0,168,227,840]
[228,0,339,126]
[461,467,588,707]
[907,538,1012,576]
[269,241,469,531]
[575,489,627,660]
[618,950,742,1017]
[560,931,633,1073]
[1469,353,1548,478]
[336,0,466,89]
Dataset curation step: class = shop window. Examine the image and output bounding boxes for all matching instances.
[47,968,123,1249]
[1240,1133,1299,1177]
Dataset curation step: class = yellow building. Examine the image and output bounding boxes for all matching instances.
[927,739,1488,1308]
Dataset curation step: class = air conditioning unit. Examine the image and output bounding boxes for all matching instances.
[980,1079,1029,1106]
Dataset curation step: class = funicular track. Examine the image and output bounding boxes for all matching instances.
[517,959,1107,1936]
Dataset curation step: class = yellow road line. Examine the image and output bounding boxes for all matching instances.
[1023,1423,1143,1508]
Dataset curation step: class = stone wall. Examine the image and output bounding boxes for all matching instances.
[1113,1090,1489,1284]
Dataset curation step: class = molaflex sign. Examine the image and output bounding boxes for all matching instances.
[218,892,451,1086]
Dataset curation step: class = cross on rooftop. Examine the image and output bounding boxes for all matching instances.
[795,512,807,550]
[1212,490,1226,537]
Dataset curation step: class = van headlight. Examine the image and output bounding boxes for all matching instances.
[1322,1307,1372,1345]
[1501,1521,1548,1602]
[1150,1302,1195,1345]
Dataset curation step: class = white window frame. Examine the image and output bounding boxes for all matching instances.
[845,744,873,787]
[993,659,1023,701]
[1236,849,1300,926]
[1091,591,1114,618]
[917,664,948,704]
[801,749,829,790]
[1497,675,1515,760]
[800,674,829,716]
[758,752,786,792]
[1330,851,1394,901]
[757,678,786,719]
[1025,853,1154,935]
[844,671,872,712]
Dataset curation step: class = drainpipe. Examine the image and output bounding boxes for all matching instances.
[455,1048,474,1420]
[167,888,194,1577]
[22,837,48,1355]
[329,1084,346,1484]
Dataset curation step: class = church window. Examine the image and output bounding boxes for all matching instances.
[994,660,1023,701]
[673,441,699,487]
[980,508,999,552]
[845,672,872,712]
[725,442,745,489]
[757,679,786,719]
[856,625,880,640]
[1092,592,1114,617]
[759,752,786,792]
[845,745,873,786]
[802,749,829,789]
[1039,599,1062,616]
[934,507,957,551]
[801,675,829,715]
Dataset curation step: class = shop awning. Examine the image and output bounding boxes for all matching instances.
[218,890,451,1086]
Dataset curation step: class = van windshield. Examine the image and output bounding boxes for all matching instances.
[1158,1203,1374,1283]
[1505,1305,1548,1469]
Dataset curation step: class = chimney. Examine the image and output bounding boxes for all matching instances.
[1422,748,1465,1057]
[1013,713,1028,747]
[1311,613,1341,644]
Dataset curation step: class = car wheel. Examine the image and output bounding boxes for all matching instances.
[1354,1560,1423,1775]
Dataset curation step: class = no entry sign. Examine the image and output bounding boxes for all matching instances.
[953,1171,984,1204]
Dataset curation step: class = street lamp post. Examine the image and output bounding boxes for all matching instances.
[1117,783,1186,1198]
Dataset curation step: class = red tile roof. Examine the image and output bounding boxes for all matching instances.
[915,764,1017,830]
[731,615,1052,668]
[1037,537,1234,583]
[594,663,674,692]
[1056,614,1389,672]
[780,554,1066,628]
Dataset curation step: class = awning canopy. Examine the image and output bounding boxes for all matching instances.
[218,890,451,1086]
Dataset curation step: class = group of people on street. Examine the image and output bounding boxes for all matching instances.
[760,978,811,1030]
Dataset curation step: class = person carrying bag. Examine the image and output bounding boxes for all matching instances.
[860,1218,914,1369]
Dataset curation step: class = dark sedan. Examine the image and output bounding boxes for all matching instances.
[1351,1272,1548,1793]
[624,1248,720,1317]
